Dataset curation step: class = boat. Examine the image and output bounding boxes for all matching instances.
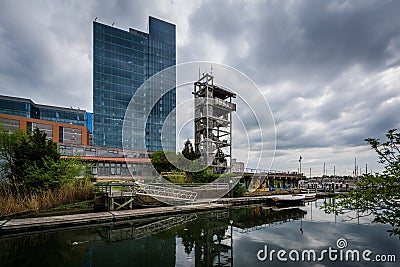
[298,193,317,200]
[271,194,306,206]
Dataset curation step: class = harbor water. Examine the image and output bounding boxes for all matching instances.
[0,198,399,266]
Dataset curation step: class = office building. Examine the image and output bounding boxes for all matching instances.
[93,16,176,151]
[0,94,91,145]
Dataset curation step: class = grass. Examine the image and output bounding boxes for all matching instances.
[50,200,93,211]
[0,179,95,217]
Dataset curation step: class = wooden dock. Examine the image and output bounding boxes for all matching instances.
[220,194,310,206]
[0,194,317,236]
[0,203,229,236]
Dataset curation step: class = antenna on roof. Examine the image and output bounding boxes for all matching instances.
[210,64,213,74]
[94,17,97,21]
[198,67,201,79]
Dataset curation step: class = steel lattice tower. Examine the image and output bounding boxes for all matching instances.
[193,73,236,173]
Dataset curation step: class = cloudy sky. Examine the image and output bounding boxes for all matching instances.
[1,0,399,176]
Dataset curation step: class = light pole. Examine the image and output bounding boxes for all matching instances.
[299,156,302,174]
[230,179,233,198]
[229,208,234,267]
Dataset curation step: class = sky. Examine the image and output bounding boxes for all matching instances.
[0,0,399,176]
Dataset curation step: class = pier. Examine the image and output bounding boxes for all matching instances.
[0,203,228,236]
[0,193,322,236]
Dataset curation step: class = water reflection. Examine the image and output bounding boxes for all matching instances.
[0,199,398,267]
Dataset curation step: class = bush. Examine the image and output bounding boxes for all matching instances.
[0,126,87,191]
[233,183,247,197]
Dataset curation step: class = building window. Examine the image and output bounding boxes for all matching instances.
[0,117,20,132]
[59,126,64,143]
[63,127,82,145]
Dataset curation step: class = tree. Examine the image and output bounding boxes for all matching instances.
[233,183,247,197]
[150,150,176,173]
[0,126,23,184]
[182,139,198,160]
[0,126,86,191]
[324,129,400,236]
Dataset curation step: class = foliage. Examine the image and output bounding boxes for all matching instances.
[0,126,87,191]
[51,200,93,211]
[150,150,176,173]
[0,127,24,183]
[151,140,228,184]
[163,171,187,183]
[189,167,220,183]
[0,178,94,216]
[213,148,227,165]
[24,156,86,191]
[182,139,198,160]
[233,182,248,197]
[324,129,400,236]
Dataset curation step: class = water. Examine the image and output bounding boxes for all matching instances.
[0,199,399,266]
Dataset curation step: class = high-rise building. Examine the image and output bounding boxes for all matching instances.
[93,17,176,151]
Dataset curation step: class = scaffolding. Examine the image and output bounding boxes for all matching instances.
[193,73,236,173]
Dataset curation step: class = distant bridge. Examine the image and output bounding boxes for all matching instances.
[240,169,306,192]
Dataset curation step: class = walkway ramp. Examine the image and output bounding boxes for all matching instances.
[136,183,198,202]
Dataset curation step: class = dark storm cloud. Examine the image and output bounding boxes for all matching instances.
[0,0,156,111]
[187,0,400,83]
[0,0,399,173]
[0,1,93,109]
[182,1,400,168]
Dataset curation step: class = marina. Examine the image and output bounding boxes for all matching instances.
[0,192,333,236]
[1,199,398,267]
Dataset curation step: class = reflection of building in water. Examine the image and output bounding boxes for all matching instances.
[232,206,306,231]
[177,210,233,266]
[0,206,308,267]
[88,236,176,266]
[87,217,183,266]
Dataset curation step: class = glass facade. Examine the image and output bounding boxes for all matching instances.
[93,17,176,152]
[0,97,31,118]
[0,95,87,127]
[36,105,86,126]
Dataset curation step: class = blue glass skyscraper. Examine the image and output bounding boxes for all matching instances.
[93,17,176,151]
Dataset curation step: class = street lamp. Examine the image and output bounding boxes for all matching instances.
[229,179,233,198]
[229,208,234,267]
[299,155,302,174]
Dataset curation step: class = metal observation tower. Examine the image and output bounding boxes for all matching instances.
[193,73,236,173]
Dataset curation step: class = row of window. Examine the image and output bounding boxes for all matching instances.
[0,99,29,113]
[94,59,137,73]
[93,80,142,93]
[94,71,144,85]
[95,32,142,49]
[95,48,145,66]
[0,99,86,127]
[0,118,84,145]
[95,40,145,59]
[94,25,148,43]
[0,117,20,131]
[94,49,146,66]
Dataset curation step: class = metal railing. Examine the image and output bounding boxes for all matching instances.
[136,183,198,201]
